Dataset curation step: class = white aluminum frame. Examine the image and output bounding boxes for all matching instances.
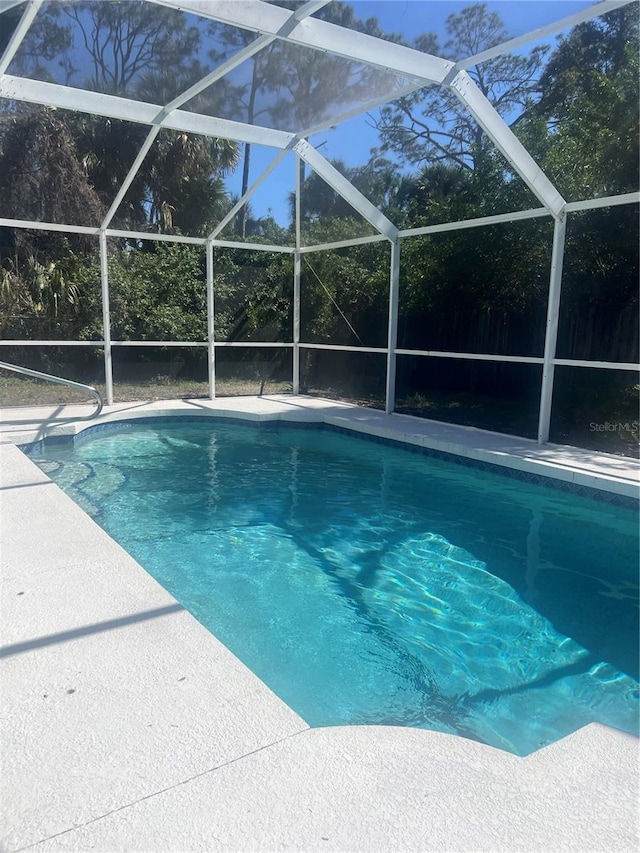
[395,351,545,364]
[0,75,295,148]
[455,0,633,70]
[300,235,389,253]
[300,343,386,354]
[150,0,567,219]
[537,216,567,442]
[0,0,637,449]
[385,240,400,414]
[293,140,399,241]
[206,239,215,399]
[0,0,42,75]
[0,1,30,12]
[208,148,293,241]
[293,153,302,394]
[99,230,114,405]
[102,1,326,232]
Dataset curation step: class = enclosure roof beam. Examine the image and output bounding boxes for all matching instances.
[565,191,640,212]
[0,75,295,149]
[294,139,398,240]
[101,0,326,230]
[447,70,566,218]
[157,0,329,121]
[0,217,100,235]
[455,0,635,70]
[0,0,42,76]
[0,1,29,12]
[299,78,428,141]
[398,207,549,238]
[150,0,564,218]
[159,36,274,117]
[100,128,162,231]
[150,0,454,84]
[208,145,295,240]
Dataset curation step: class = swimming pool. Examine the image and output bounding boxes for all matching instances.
[30,420,639,756]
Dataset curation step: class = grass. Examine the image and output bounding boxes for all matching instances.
[0,375,381,410]
[395,390,539,439]
[1,375,637,458]
[396,390,639,458]
[0,375,291,408]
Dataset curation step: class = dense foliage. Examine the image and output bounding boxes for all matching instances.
[0,2,637,451]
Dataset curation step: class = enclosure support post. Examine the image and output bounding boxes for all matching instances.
[293,250,301,394]
[293,153,302,395]
[537,214,567,444]
[206,239,216,399]
[385,238,400,415]
[98,230,113,406]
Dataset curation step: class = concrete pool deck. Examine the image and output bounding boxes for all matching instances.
[1,396,639,852]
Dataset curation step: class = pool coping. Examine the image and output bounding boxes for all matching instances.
[2,395,639,506]
[1,396,639,851]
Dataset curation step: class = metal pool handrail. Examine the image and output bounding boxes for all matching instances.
[0,360,104,419]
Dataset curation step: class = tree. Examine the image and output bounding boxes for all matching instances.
[1,4,72,80]
[515,3,639,368]
[0,106,105,341]
[107,242,207,343]
[299,228,390,348]
[213,247,293,344]
[521,3,639,199]
[0,107,105,227]
[0,6,23,56]
[290,156,420,241]
[125,125,238,235]
[0,236,102,344]
[206,28,280,237]
[212,1,394,236]
[9,2,239,236]
[375,4,547,171]
[57,1,201,96]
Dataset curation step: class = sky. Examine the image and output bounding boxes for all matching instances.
[4,0,601,235]
[352,0,594,41]
[226,0,598,233]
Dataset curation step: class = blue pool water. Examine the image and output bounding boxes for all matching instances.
[31,421,639,756]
